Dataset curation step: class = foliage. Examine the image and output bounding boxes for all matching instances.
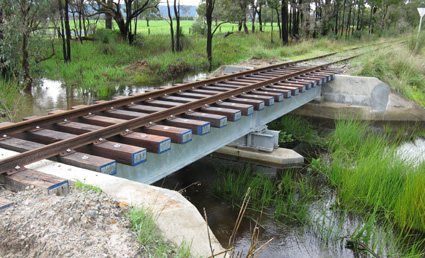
[0,78,24,122]
[128,206,192,257]
[0,0,56,87]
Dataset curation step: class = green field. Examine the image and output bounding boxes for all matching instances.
[69,19,281,36]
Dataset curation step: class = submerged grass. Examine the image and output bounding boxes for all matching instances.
[312,118,425,256]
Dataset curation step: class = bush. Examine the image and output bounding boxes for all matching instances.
[191,20,206,35]
[94,29,117,44]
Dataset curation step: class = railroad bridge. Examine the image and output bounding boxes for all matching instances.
[0,59,342,192]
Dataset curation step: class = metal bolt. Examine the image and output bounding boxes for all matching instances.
[188,109,192,111]
[149,97,152,100]
[114,144,121,148]
[170,115,174,118]
[125,129,130,133]
[149,122,153,125]
[164,126,169,130]
[141,134,147,138]
[99,138,103,141]
[15,165,20,170]
[2,134,6,138]
[64,119,68,122]
[82,155,89,160]
[66,148,72,153]
[110,107,114,110]
[88,112,92,115]
[131,102,134,105]
[36,126,40,129]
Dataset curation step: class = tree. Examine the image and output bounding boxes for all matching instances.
[90,0,158,43]
[166,0,175,52]
[0,0,56,90]
[281,0,289,45]
[174,0,182,51]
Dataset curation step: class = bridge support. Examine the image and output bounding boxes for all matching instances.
[116,86,321,184]
[231,125,279,152]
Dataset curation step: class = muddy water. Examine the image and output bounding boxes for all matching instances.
[153,157,357,258]
[11,73,207,122]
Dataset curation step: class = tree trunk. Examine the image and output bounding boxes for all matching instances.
[22,32,32,90]
[281,0,289,45]
[206,0,214,71]
[251,1,256,33]
[334,0,338,35]
[345,0,351,38]
[258,4,263,32]
[340,0,346,36]
[174,0,181,51]
[105,0,113,29]
[276,8,281,39]
[58,0,67,62]
[64,0,72,62]
[167,0,175,52]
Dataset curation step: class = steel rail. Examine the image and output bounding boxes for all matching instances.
[0,41,399,137]
[0,55,359,174]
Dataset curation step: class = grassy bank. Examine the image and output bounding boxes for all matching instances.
[214,115,425,256]
[353,38,425,107]
[320,119,425,234]
[41,26,383,98]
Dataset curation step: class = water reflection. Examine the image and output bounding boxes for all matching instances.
[397,137,425,165]
[12,72,208,122]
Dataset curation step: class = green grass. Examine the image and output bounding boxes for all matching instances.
[315,119,425,246]
[128,206,192,257]
[268,114,322,146]
[213,165,317,225]
[41,22,389,98]
[74,179,102,193]
[0,78,24,122]
[353,44,425,107]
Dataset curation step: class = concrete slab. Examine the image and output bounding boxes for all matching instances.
[294,75,425,121]
[214,146,304,168]
[0,148,224,258]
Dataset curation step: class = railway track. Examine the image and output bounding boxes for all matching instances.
[0,42,402,179]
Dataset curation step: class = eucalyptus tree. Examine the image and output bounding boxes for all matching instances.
[0,0,56,89]
[89,0,158,43]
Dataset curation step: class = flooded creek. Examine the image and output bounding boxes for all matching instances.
[6,76,425,257]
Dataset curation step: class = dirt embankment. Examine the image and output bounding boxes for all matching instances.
[0,188,142,258]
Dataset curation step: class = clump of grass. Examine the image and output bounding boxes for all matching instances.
[407,32,425,55]
[128,206,192,257]
[318,118,425,235]
[213,165,316,225]
[74,179,102,193]
[354,46,425,107]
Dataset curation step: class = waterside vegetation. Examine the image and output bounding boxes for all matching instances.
[213,115,425,257]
